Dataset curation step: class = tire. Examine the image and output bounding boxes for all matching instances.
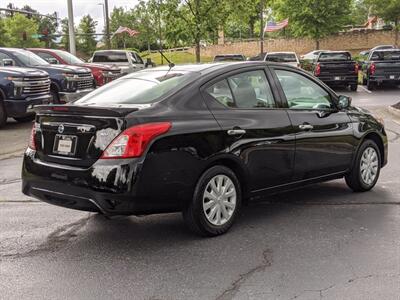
[0,100,6,128]
[50,89,60,104]
[350,84,358,91]
[345,140,381,192]
[13,114,35,123]
[362,77,367,86]
[183,165,242,237]
[367,80,375,90]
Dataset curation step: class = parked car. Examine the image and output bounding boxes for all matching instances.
[264,52,300,67]
[89,50,145,74]
[299,50,328,71]
[359,45,396,57]
[213,54,246,62]
[0,48,94,103]
[311,51,359,91]
[0,67,51,127]
[29,48,122,87]
[22,62,387,236]
[247,52,267,61]
[360,49,400,90]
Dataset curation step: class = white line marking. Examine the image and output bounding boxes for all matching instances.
[359,86,372,94]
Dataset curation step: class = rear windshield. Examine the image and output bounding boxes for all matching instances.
[318,52,351,61]
[93,52,128,63]
[214,55,245,62]
[74,70,197,106]
[370,51,400,61]
[265,53,297,62]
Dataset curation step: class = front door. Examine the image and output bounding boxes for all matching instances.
[202,67,295,192]
[271,67,355,181]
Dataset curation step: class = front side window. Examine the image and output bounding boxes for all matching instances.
[276,70,333,110]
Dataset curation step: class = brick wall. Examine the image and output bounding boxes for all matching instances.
[191,30,396,57]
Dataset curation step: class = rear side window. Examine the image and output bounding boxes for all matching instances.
[93,52,128,63]
[370,51,400,61]
[206,70,276,109]
[276,70,333,110]
[36,52,59,63]
[266,53,297,63]
[318,52,351,61]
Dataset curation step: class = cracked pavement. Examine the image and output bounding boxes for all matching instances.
[1,87,400,299]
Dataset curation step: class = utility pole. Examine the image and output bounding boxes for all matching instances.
[259,0,264,54]
[104,0,111,49]
[67,0,76,55]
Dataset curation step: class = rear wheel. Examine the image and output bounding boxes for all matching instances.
[183,165,242,236]
[345,140,381,192]
[367,80,375,90]
[50,89,60,104]
[0,100,7,128]
[350,84,358,91]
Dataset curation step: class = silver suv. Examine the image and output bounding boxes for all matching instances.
[90,50,145,74]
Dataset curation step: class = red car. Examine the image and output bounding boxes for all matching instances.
[29,48,122,87]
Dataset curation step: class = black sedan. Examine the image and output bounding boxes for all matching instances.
[22,62,388,236]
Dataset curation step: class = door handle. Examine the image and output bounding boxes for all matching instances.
[298,124,314,131]
[227,129,246,136]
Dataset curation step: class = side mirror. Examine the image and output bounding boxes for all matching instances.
[2,58,15,67]
[47,57,59,64]
[338,95,352,109]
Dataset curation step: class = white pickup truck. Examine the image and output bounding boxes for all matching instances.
[89,50,146,75]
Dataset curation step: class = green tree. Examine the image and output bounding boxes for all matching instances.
[3,13,44,48]
[366,0,400,46]
[60,18,71,50]
[77,15,98,56]
[0,18,8,47]
[273,0,352,49]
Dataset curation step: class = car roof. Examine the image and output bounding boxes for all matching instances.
[266,52,297,55]
[93,50,133,54]
[371,48,400,52]
[214,54,245,57]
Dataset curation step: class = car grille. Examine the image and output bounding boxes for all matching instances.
[76,73,94,90]
[23,76,51,96]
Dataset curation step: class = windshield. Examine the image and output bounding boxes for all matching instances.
[74,70,197,106]
[14,49,49,66]
[371,51,400,61]
[266,53,297,62]
[214,55,245,62]
[318,52,351,61]
[54,50,84,64]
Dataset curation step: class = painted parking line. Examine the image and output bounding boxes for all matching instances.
[359,86,372,94]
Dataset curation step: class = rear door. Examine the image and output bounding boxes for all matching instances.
[270,66,355,180]
[202,67,295,192]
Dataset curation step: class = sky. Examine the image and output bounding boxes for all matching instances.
[5,0,140,33]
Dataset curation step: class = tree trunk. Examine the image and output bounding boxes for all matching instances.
[395,19,399,48]
[195,40,200,63]
[315,39,320,50]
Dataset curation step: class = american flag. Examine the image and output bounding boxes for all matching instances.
[264,18,289,32]
[112,26,139,38]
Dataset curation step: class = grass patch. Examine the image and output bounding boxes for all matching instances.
[141,51,213,66]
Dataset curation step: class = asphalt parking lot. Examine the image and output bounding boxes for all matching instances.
[1,86,400,300]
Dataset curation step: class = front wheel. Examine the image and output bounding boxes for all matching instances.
[183,166,242,236]
[0,101,7,128]
[345,140,381,192]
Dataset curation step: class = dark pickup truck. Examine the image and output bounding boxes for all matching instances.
[0,48,95,103]
[312,51,358,91]
[0,67,51,127]
[361,49,400,90]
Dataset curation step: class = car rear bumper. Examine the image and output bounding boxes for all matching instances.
[369,75,400,83]
[4,95,52,117]
[318,75,358,85]
[22,149,183,215]
[59,88,94,103]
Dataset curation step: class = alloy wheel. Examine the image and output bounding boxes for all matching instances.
[360,147,379,186]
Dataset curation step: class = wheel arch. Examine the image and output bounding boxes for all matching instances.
[361,132,385,167]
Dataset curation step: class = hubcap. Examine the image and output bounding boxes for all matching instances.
[202,175,237,226]
[360,147,379,186]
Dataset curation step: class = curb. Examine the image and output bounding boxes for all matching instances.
[387,106,400,119]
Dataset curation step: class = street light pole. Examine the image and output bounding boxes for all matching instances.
[259,0,264,54]
[67,0,76,55]
[104,0,111,49]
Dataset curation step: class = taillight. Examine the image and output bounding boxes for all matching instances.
[28,124,36,150]
[101,122,171,159]
[354,63,359,74]
[369,63,376,75]
[315,63,321,76]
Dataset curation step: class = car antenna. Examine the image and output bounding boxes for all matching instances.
[158,50,175,70]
